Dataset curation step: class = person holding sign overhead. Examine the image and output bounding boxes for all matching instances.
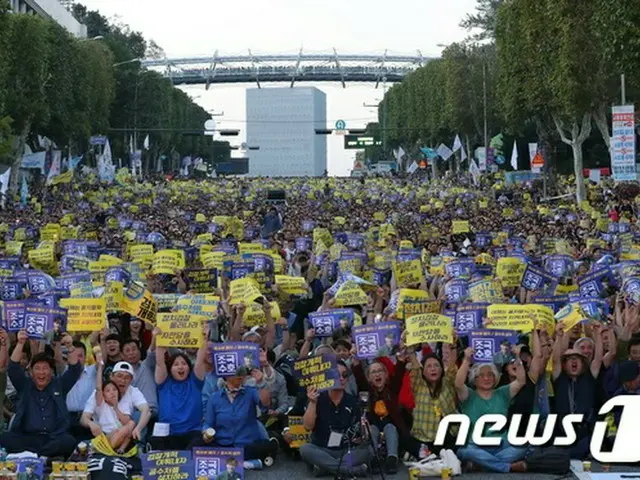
[199,363,277,464]
[400,332,459,460]
[148,325,208,450]
[454,346,529,473]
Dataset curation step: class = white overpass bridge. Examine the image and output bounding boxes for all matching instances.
[8,0,86,37]
[141,49,431,88]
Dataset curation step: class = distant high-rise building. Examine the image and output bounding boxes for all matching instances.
[246,87,327,177]
[8,0,87,37]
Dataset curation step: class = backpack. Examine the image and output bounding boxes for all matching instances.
[525,447,571,475]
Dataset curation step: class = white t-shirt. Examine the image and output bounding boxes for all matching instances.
[83,386,148,429]
[93,401,121,435]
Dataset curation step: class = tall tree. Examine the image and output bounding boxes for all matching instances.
[460,0,504,42]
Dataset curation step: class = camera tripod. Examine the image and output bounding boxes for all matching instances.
[333,412,386,480]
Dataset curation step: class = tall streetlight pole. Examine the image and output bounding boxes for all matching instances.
[382,76,388,160]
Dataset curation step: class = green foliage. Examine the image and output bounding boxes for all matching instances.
[460,0,504,42]
[0,2,209,176]
[0,116,13,158]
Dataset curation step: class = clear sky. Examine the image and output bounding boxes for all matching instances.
[81,0,478,175]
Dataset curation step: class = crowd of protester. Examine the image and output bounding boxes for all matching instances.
[0,170,638,478]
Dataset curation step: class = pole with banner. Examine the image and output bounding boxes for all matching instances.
[611,105,636,182]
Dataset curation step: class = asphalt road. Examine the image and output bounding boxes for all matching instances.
[245,456,640,479]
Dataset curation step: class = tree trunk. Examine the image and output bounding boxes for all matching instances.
[432,155,439,180]
[593,105,612,162]
[571,142,586,203]
[553,113,592,204]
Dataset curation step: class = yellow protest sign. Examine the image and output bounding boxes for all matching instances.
[88,261,111,286]
[555,303,587,331]
[394,260,423,287]
[373,212,386,222]
[399,240,413,249]
[104,281,124,313]
[337,258,362,275]
[201,251,226,270]
[288,416,311,448]
[502,208,514,218]
[429,256,445,275]
[61,297,107,332]
[152,249,186,275]
[28,244,55,267]
[128,244,154,262]
[487,304,554,333]
[98,254,123,266]
[479,199,489,209]
[469,279,504,303]
[40,223,61,242]
[243,302,282,327]
[5,241,23,256]
[452,220,470,234]
[229,277,262,305]
[121,282,158,324]
[275,275,308,296]
[61,226,80,240]
[334,281,369,306]
[313,228,333,248]
[195,213,206,223]
[554,283,578,295]
[156,313,206,348]
[496,257,526,288]
[406,314,453,346]
[239,243,264,254]
[60,214,73,226]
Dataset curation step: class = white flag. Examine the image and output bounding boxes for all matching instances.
[46,150,61,185]
[99,139,114,183]
[452,134,463,152]
[394,147,406,161]
[460,146,467,161]
[437,143,454,161]
[407,161,418,174]
[143,135,150,151]
[469,159,481,185]
[129,135,134,154]
[528,143,537,162]
[511,141,518,171]
[0,167,10,207]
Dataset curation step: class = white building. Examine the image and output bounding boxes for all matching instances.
[246,87,327,177]
[8,0,87,38]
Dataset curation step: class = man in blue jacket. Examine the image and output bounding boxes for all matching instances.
[0,330,82,458]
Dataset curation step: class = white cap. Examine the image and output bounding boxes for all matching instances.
[112,361,134,377]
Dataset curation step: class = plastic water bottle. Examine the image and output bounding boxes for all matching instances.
[243,459,263,470]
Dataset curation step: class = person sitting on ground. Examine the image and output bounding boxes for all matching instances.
[351,345,412,474]
[0,330,81,459]
[81,360,151,448]
[455,347,528,473]
[82,349,136,452]
[200,366,276,462]
[300,360,373,478]
[148,326,208,450]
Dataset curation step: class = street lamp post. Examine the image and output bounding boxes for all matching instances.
[382,77,388,160]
